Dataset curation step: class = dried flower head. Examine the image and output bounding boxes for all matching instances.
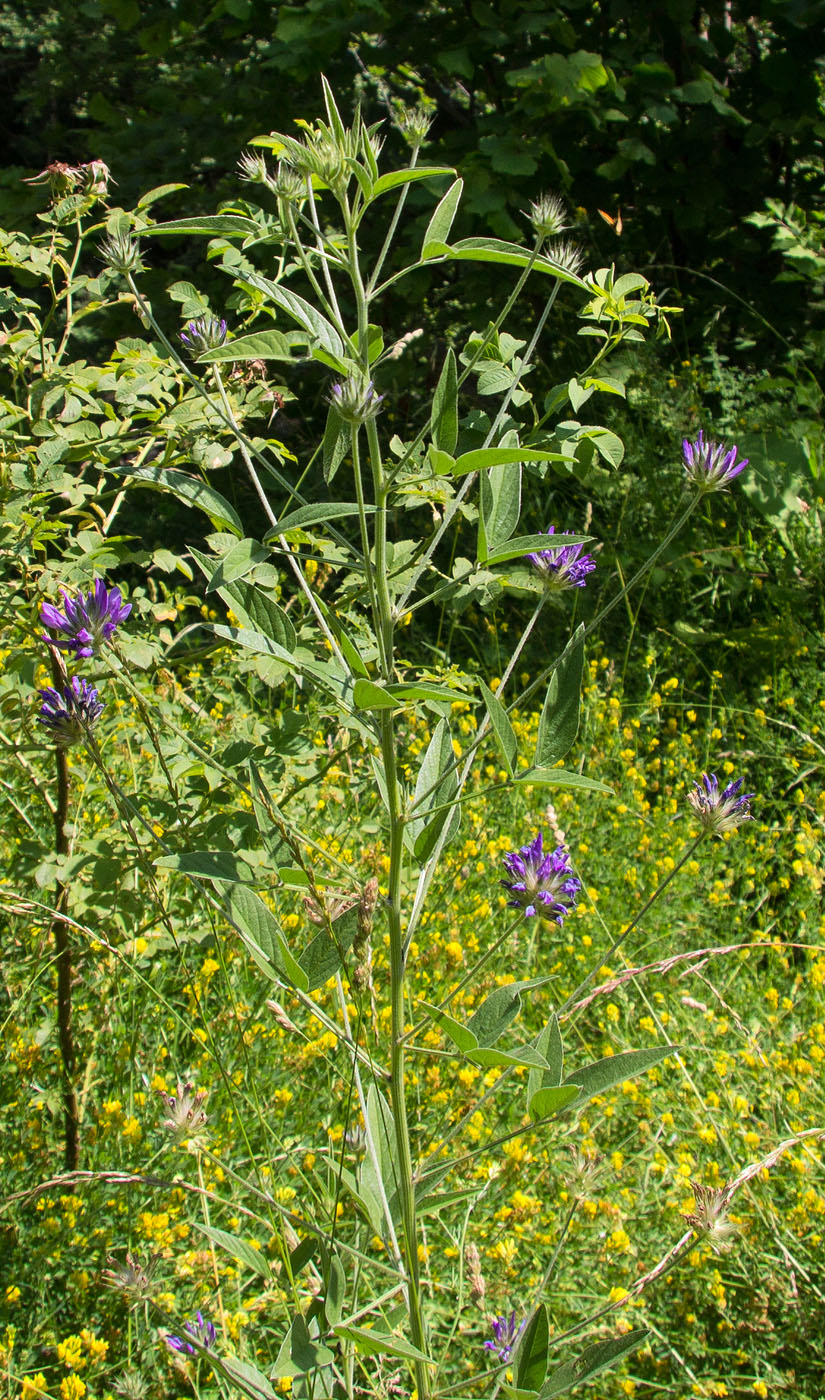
[527,526,596,590]
[687,773,754,835]
[102,1252,161,1304]
[546,239,585,277]
[484,1311,524,1362]
[166,1312,217,1356]
[114,1373,149,1400]
[465,1242,486,1306]
[158,1082,208,1139]
[682,430,748,492]
[37,677,104,748]
[327,376,384,425]
[529,192,569,240]
[344,1124,367,1154]
[502,832,581,924]
[41,578,131,658]
[78,160,112,198]
[683,1181,736,1253]
[180,317,228,355]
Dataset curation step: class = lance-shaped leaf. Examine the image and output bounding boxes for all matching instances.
[535,626,585,768]
[562,1046,680,1110]
[430,347,458,454]
[203,537,269,591]
[298,902,360,991]
[371,165,455,198]
[479,456,522,562]
[198,329,292,362]
[486,532,591,567]
[113,464,242,534]
[217,1357,277,1400]
[539,1329,648,1399]
[240,269,346,359]
[422,178,464,258]
[479,678,518,776]
[516,1304,549,1392]
[323,406,350,482]
[143,214,263,237]
[272,1314,335,1379]
[333,1325,433,1365]
[528,1013,564,1105]
[406,716,460,862]
[196,1224,270,1280]
[225,884,308,990]
[516,769,611,794]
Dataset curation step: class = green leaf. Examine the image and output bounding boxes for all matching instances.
[422,178,464,258]
[325,1255,346,1328]
[417,1001,478,1054]
[535,626,585,767]
[451,447,568,477]
[430,348,458,455]
[144,215,262,237]
[517,1304,549,1391]
[225,885,308,990]
[298,903,359,991]
[273,1314,335,1379]
[136,183,189,210]
[116,465,242,534]
[486,533,591,567]
[428,445,456,475]
[217,1356,277,1400]
[479,458,522,561]
[408,716,460,862]
[528,1084,581,1120]
[467,982,525,1047]
[529,1013,564,1102]
[323,408,350,483]
[539,1330,648,1399]
[198,329,293,362]
[266,501,374,536]
[517,768,612,794]
[371,166,455,198]
[196,1224,270,1280]
[216,578,297,653]
[354,678,398,710]
[240,269,346,359]
[205,537,269,591]
[333,1324,433,1366]
[430,237,589,289]
[154,850,252,882]
[478,678,518,776]
[563,1046,679,1108]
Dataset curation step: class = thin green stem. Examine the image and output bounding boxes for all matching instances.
[367,142,421,293]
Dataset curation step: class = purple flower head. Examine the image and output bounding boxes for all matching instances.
[37,677,104,747]
[166,1312,217,1356]
[682,431,748,492]
[41,578,131,659]
[484,1311,524,1363]
[327,376,384,425]
[180,317,228,355]
[687,773,754,836]
[502,831,581,923]
[527,527,596,590]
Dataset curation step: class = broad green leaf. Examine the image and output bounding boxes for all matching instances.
[240,269,346,359]
[428,236,589,289]
[517,1304,549,1391]
[478,678,518,776]
[528,1084,581,1120]
[371,166,455,198]
[205,537,269,591]
[517,768,612,794]
[529,1012,564,1103]
[354,678,398,710]
[580,426,624,468]
[210,624,294,670]
[486,533,591,567]
[469,1045,556,1071]
[154,850,252,882]
[144,215,262,237]
[467,982,525,1047]
[389,681,468,704]
[535,626,585,767]
[333,1324,433,1365]
[116,464,242,534]
[428,445,457,475]
[452,447,568,476]
[422,178,464,258]
[136,183,189,210]
[360,1084,401,1226]
[430,348,458,455]
[225,885,308,990]
[217,1356,277,1400]
[298,903,359,991]
[539,1330,648,1399]
[563,1046,679,1107]
[266,501,374,536]
[198,329,293,362]
[196,1223,270,1280]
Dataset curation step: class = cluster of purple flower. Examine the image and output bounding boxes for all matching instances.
[37,579,130,747]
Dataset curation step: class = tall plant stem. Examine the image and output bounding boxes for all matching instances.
[46,656,80,1169]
